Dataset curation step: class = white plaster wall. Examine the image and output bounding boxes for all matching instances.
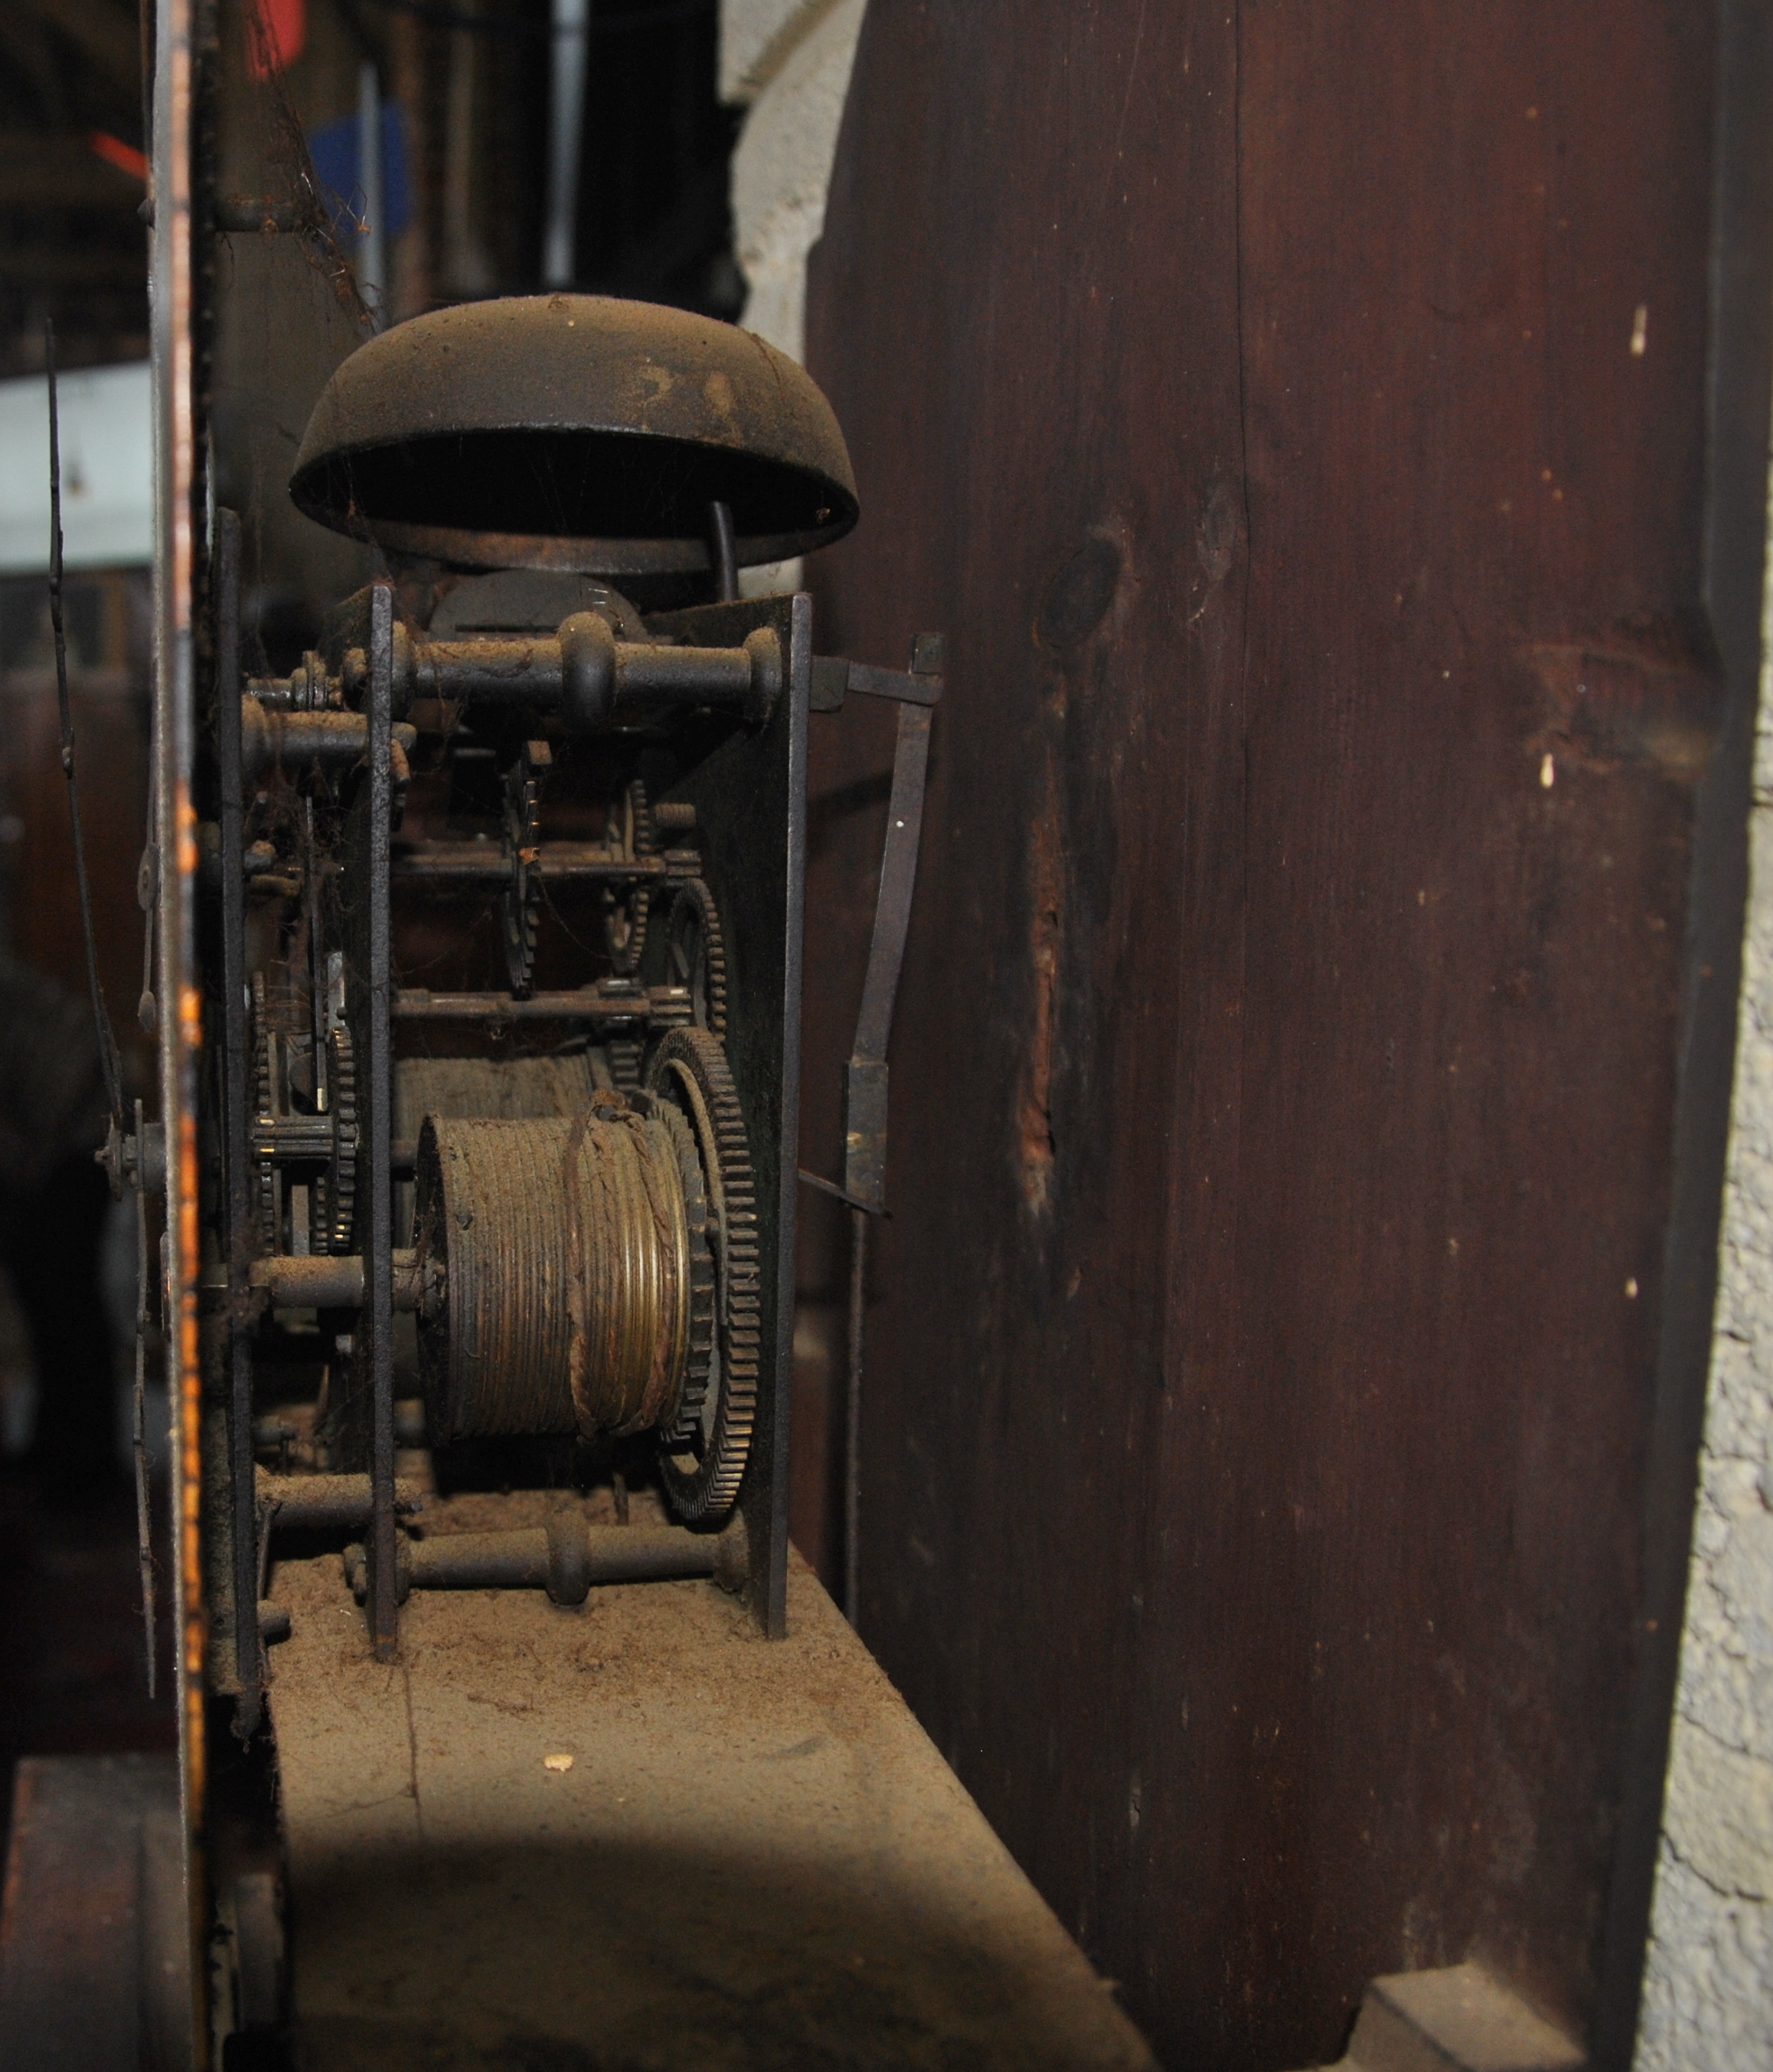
[1636,489,1773,2068]
[722,0,841,108]
[720,0,866,593]
[725,0,867,365]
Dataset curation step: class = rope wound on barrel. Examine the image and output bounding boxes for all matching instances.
[561,1103,691,1438]
[414,1103,701,1444]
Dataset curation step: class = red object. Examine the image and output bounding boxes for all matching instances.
[88,131,149,185]
[247,0,308,78]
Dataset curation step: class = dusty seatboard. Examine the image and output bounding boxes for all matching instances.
[269,1536,1154,2070]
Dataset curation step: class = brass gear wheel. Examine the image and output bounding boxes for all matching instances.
[643,1026,759,1523]
[634,1094,717,1451]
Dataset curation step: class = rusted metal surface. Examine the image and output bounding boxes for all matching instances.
[259,1471,426,1533]
[340,1517,749,1602]
[149,0,209,2041]
[801,3,1773,2067]
[392,984,684,1023]
[247,1249,429,1312]
[247,619,785,728]
[288,295,860,575]
[238,699,418,779]
[837,635,944,1624]
[393,841,674,882]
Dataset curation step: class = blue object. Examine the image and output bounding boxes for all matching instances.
[306,103,411,242]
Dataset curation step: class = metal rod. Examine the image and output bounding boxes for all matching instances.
[367,582,399,1660]
[543,0,589,287]
[216,511,262,1733]
[131,1101,155,1698]
[391,841,670,883]
[707,499,737,602]
[841,679,939,1217]
[842,659,944,708]
[798,1167,878,1215]
[238,701,417,777]
[248,1249,429,1311]
[851,697,935,1067]
[393,987,659,1023]
[260,1471,425,1533]
[345,1515,749,1604]
[304,796,325,1063]
[839,634,943,1629]
[845,1205,866,1628]
[357,60,385,325]
[247,625,781,725]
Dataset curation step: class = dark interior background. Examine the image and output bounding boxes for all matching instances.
[3,6,1769,2069]
[0,0,740,1889]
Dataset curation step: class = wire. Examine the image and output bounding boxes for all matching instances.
[44,321,126,1133]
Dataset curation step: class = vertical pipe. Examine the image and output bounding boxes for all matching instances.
[216,510,260,1732]
[844,1205,866,1627]
[367,581,398,1659]
[358,60,386,326]
[543,0,589,288]
[707,499,737,602]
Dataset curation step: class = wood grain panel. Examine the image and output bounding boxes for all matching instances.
[801,2,1773,2065]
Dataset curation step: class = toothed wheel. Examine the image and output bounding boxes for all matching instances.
[602,778,655,976]
[250,978,360,1257]
[501,760,544,998]
[313,1023,359,1254]
[643,1027,759,1523]
[634,1094,717,1451]
[252,974,278,1249]
[664,877,728,1040]
[607,1037,644,1089]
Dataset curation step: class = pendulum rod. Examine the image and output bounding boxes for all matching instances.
[367,582,399,1659]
